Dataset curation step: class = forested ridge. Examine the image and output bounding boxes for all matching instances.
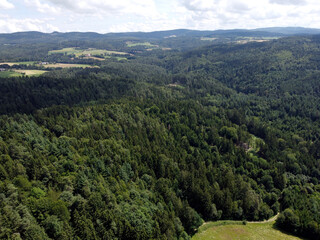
[1,32,320,239]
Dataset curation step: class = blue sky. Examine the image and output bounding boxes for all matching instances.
[0,0,320,33]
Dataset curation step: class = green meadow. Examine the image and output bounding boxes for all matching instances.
[48,48,128,58]
[126,41,159,48]
[192,221,303,240]
[0,69,47,77]
[14,70,48,76]
[41,63,97,68]
[0,71,22,77]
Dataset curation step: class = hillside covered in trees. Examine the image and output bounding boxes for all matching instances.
[1,29,320,239]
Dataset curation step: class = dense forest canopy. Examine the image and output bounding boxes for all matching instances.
[1,29,320,240]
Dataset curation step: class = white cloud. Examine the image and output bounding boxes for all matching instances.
[108,15,187,33]
[229,1,250,12]
[103,0,320,33]
[45,0,159,17]
[269,0,307,6]
[24,0,60,14]
[0,0,14,9]
[182,0,219,11]
[2,0,320,33]
[0,18,59,33]
[178,0,320,30]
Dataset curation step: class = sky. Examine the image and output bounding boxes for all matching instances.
[0,0,320,33]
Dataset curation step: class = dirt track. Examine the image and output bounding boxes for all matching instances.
[200,213,280,228]
[248,213,279,223]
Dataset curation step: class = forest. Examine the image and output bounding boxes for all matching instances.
[0,29,320,239]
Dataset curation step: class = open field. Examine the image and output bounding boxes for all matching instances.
[201,37,217,41]
[85,56,127,61]
[81,49,128,56]
[236,37,280,40]
[14,69,47,76]
[126,41,159,48]
[83,56,105,61]
[0,61,98,69]
[114,57,128,61]
[192,221,303,240]
[0,69,47,77]
[41,63,98,68]
[48,48,129,58]
[0,61,36,66]
[48,47,82,55]
[0,71,22,77]
[234,36,280,44]
[236,39,270,44]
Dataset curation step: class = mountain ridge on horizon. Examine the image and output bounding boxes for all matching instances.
[2,26,320,37]
[0,27,319,46]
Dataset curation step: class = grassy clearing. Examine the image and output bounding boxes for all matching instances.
[167,83,184,89]
[0,69,47,77]
[248,135,265,152]
[234,37,280,45]
[41,63,98,68]
[0,71,22,77]
[48,48,82,55]
[236,37,280,40]
[192,221,303,240]
[0,61,98,69]
[48,48,128,58]
[83,56,106,61]
[97,56,127,61]
[82,49,127,56]
[14,70,47,76]
[126,41,159,48]
[201,37,217,41]
[236,39,270,44]
[115,57,128,61]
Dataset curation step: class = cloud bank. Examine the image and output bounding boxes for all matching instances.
[44,0,158,17]
[0,0,14,9]
[0,0,320,33]
[0,17,59,33]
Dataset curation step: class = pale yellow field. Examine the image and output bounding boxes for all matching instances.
[14,70,47,76]
[41,63,98,68]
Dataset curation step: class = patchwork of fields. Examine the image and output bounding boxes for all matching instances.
[0,60,98,77]
[48,47,129,58]
[0,45,161,76]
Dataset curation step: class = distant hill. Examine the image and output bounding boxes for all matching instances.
[106,27,320,38]
[0,27,320,44]
[255,27,320,35]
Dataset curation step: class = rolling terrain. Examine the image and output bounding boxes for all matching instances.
[0,28,320,240]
